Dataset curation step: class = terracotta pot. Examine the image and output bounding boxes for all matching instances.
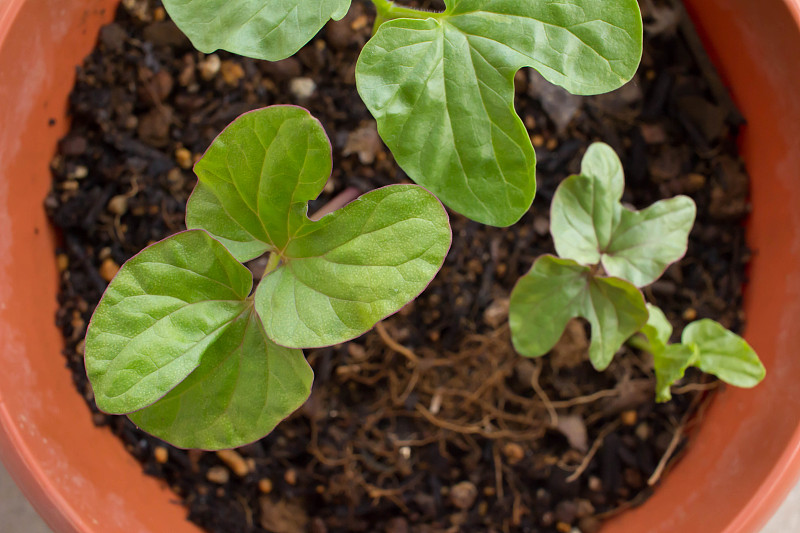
[0,0,799,531]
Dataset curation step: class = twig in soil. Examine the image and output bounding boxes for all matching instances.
[648,416,688,486]
[566,420,622,483]
[530,359,558,426]
[549,388,620,408]
[395,368,420,405]
[414,405,543,440]
[375,321,419,364]
[671,381,720,395]
[493,443,505,499]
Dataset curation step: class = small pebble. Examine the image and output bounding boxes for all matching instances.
[449,481,478,510]
[206,465,230,484]
[175,147,193,169]
[502,442,525,465]
[198,54,221,81]
[99,258,120,282]
[620,410,638,426]
[685,173,707,192]
[56,254,69,272]
[216,449,249,477]
[284,468,297,485]
[290,77,316,100]
[107,195,128,216]
[258,478,273,494]
[682,307,698,321]
[71,166,89,180]
[220,60,245,86]
[154,446,169,464]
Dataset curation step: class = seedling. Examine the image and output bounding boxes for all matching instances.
[509,143,765,399]
[84,106,452,449]
[160,0,644,226]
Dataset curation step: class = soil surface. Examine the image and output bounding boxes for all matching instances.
[47,1,752,532]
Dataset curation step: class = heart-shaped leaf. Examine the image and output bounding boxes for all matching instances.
[683,319,766,388]
[551,142,696,287]
[86,230,253,414]
[509,255,648,370]
[356,1,642,226]
[187,106,452,348]
[129,312,312,450]
[653,343,697,402]
[161,0,351,61]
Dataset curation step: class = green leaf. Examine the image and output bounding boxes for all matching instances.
[683,319,766,388]
[187,181,270,262]
[509,255,648,370]
[653,343,698,402]
[129,312,312,450]
[255,185,451,348]
[85,230,253,414]
[640,303,672,354]
[551,142,696,287]
[356,1,642,226]
[161,0,351,61]
[189,106,333,259]
[188,106,451,348]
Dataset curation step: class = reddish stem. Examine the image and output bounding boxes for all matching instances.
[309,186,361,221]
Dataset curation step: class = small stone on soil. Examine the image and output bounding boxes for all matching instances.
[449,481,478,510]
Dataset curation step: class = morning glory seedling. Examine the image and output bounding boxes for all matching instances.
[637,305,765,402]
[160,0,643,226]
[509,142,764,399]
[84,106,451,449]
[510,142,696,370]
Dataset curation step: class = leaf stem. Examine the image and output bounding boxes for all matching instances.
[263,252,281,276]
[626,334,652,354]
[371,0,444,27]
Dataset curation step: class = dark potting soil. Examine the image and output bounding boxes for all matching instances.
[46,1,753,532]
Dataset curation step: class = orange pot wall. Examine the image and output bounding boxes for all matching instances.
[0,1,200,532]
[0,1,799,532]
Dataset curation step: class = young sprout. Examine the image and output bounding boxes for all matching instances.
[84,106,452,449]
[509,142,764,399]
[160,0,644,226]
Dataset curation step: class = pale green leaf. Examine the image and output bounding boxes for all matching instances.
[187,181,270,262]
[85,230,252,414]
[653,343,697,402]
[129,312,312,450]
[551,142,696,287]
[188,107,452,348]
[683,319,766,388]
[580,141,625,199]
[601,196,696,287]
[641,303,672,353]
[509,255,648,370]
[190,106,333,254]
[356,1,642,226]
[161,0,351,61]
[255,185,451,348]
